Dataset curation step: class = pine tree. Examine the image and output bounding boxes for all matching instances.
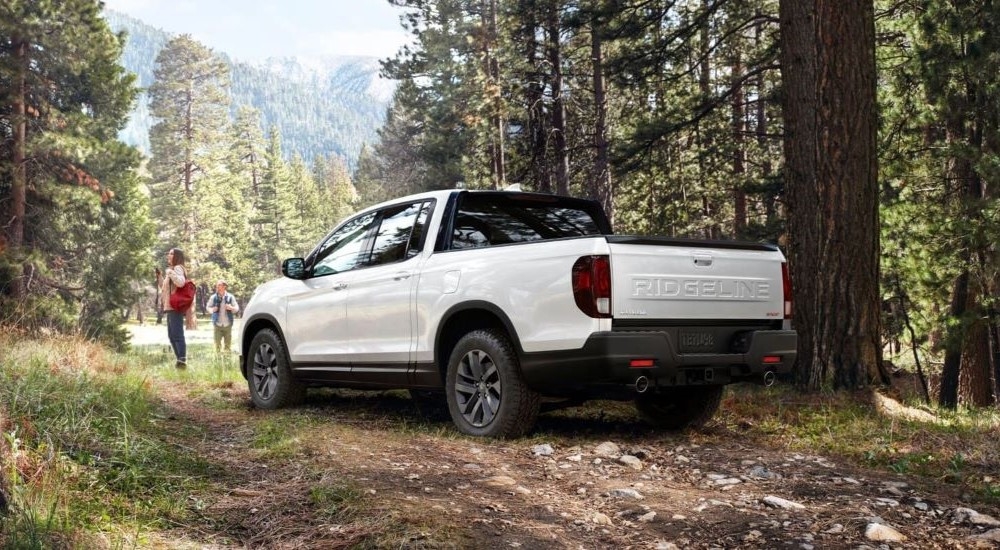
[253,127,296,272]
[353,143,390,208]
[314,153,357,222]
[879,0,1000,408]
[146,34,230,252]
[0,0,150,341]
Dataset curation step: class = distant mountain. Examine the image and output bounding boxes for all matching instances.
[104,10,393,167]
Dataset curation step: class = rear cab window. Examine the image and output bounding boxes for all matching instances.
[441,192,610,251]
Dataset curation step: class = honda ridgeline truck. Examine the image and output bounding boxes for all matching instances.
[237,189,796,438]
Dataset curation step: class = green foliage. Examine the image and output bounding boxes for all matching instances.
[143,36,362,298]
[877,0,1000,394]
[147,34,231,252]
[377,0,784,240]
[0,0,152,345]
[0,335,216,547]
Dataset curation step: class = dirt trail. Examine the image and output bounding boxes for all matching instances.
[145,380,1000,549]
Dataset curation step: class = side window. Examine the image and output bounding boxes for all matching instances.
[312,212,377,276]
[367,202,424,267]
[406,201,433,258]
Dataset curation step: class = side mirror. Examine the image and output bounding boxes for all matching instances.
[281,258,307,280]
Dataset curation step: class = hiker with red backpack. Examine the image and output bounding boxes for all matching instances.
[161,247,196,368]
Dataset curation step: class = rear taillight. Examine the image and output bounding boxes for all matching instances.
[781,261,793,319]
[572,255,612,318]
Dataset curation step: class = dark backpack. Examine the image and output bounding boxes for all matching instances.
[210,293,233,311]
[170,280,196,311]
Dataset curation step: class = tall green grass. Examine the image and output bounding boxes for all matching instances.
[0,333,227,548]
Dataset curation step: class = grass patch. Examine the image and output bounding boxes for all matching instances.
[720,385,1000,504]
[0,332,221,547]
[0,330,471,548]
[4,327,999,547]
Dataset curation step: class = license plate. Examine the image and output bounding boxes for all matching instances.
[679,331,715,353]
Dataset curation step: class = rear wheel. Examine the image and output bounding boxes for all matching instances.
[445,329,540,438]
[635,386,724,429]
[247,329,306,409]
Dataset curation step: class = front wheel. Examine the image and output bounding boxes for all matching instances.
[445,329,540,438]
[247,329,306,409]
[635,386,725,430]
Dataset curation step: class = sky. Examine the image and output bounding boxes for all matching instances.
[102,0,412,61]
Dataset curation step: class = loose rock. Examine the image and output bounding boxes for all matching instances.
[532,444,554,457]
[594,441,621,458]
[762,496,806,510]
[865,522,906,542]
[953,507,1000,527]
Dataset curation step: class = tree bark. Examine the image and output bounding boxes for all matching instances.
[522,1,550,193]
[961,311,995,407]
[483,0,506,189]
[939,268,968,409]
[547,2,570,196]
[590,7,613,224]
[779,0,887,390]
[732,52,747,236]
[7,37,29,300]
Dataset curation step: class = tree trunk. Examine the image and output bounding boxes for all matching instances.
[547,2,570,196]
[2,37,32,301]
[523,2,550,193]
[755,21,776,225]
[779,0,887,390]
[590,7,613,225]
[939,99,987,408]
[961,310,995,407]
[6,38,29,300]
[939,268,968,409]
[732,52,747,236]
[697,2,718,239]
[483,0,506,189]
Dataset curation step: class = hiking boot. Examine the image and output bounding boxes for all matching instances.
[175,360,187,369]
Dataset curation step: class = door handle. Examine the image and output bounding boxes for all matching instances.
[693,255,713,267]
[393,271,412,281]
[332,282,348,291]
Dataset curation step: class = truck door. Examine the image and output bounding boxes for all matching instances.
[346,200,433,385]
[284,211,377,378]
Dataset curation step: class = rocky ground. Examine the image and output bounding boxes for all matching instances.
[147,378,1000,550]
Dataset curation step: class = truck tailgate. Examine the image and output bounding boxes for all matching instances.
[607,236,785,321]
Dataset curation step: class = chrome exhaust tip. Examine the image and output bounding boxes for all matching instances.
[635,376,650,393]
[762,371,776,387]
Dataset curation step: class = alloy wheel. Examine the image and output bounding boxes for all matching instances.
[453,349,502,427]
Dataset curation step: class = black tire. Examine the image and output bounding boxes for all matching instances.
[635,386,725,430]
[247,328,306,409]
[445,329,540,438]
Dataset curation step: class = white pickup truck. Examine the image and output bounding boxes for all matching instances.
[237,189,796,438]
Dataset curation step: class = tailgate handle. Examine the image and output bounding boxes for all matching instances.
[693,254,713,267]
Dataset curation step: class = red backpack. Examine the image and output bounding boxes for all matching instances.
[170,280,196,311]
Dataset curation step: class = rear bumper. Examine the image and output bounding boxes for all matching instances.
[519,329,796,397]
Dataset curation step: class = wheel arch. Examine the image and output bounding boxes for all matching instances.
[434,301,522,381]
[240,313,285,378]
